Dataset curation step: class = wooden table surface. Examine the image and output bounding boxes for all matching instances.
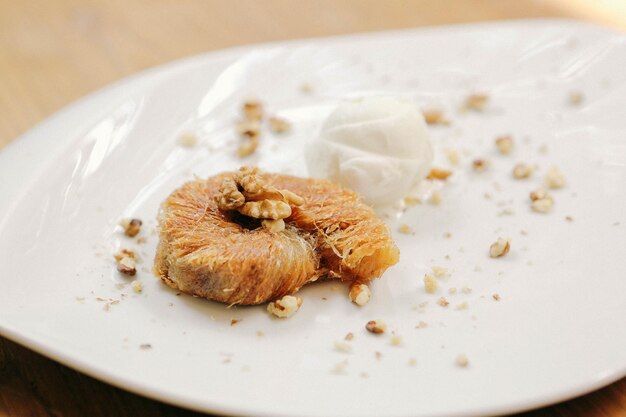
[1,1,625,416]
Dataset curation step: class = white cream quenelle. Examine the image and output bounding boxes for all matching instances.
[306,96,433,207]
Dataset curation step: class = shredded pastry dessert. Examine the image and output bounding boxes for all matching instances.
[154,166,399,305]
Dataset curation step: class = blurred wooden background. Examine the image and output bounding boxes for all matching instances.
[1,1,626,416]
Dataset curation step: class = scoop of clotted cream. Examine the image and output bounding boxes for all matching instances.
[306,96,433,206]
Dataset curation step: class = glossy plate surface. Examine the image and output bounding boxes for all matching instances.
[1,20,625,417]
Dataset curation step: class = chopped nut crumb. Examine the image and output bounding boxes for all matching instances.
[300,83,313,94]
[139,343,152,350]
[456,301,469,310]
[456,354,469,367]
[230,319,241,326]
[119,218,142,237]
[568,91,584,106]
[177,132,198,148]
[472,159,488,172]
[489,238,511,258]
[422,108,451,125]
[408,357,417,366]
[512,163,533,179]
[243,100,263,121]
[565,216,574,222]
[331,361,348,374]
[345,332,354,341]
[349,284,371,306]
[545,166,566,189]
[237,137,259,158]
[116,254,137,276]
[448,287,457,295]
[531,197,553,213]
[131,280,143,293]
[375,351,383,360]
[416,321,428,329]
[495,135,514,155]
[437,297,450,307]
[427,168,453,181]
[334,341,352,353]
[423,273,438,294]
[390,335,402,346]
[398,224,413,234]
[404,196,421,206]
[429,191,442,205]
[268,116,291,134]
[461,286,473,294]
[445,148,461,166]
[432,266,448,277]
[492,293,501,301]
[365,320,387,334]
[462,93,489,112]
[267,295,302,318]
[261,219,285,233]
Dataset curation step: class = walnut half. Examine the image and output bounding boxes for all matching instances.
[216,166,305,232]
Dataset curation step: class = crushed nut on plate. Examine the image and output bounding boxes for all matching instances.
[445,148,460,166]
[114,249,138,276]
[489,238,510,258]
[242,99,263,121]
[119,218,142,237]
[432,266,448,277]
[131,280,143,293]
[268,116,291,134]
[437,297,450,307]
[398,224,413,234]
[495,135,514,155]
[512,163,533,179]
[472,159,488,172]
[422,108,451,126]
[237,137,259,158]
[177,132,198,148]
[365,320,387,334]
[568,91,584,106]
[349,284,371,306]
[334,341,352,353]
[545,166,566,189]
[423,273,438,294]
[456,354,469,367]
[267,295,303,318]
[462,93,489,112]
[390,335,402,346]
[427,167,453,181]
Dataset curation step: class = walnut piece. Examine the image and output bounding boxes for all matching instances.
[365,320,387,334]
[422,108,451,126]
[119,218,142,237]
[456,354,469,367]
[512,163,533,179]
[349,284,371,306]
[495,135,514,155]
[269,116,291,134]
[489,238,510,258]
[427,168,453,181]
[545,166,566,189]
[472,159,488,172]
[243,100,264,121]
[115,250,138,276]
[267,295,302,318]
[462,93,489,112]
[216,167,305,230]
[530,187,554,213]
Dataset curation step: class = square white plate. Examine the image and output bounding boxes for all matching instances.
[1,19,625,417]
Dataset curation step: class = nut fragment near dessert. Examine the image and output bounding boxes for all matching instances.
[422,108,451,126]
[349,284,371,306]
[530,187,554,213]
[489,238,511,258]
[365,320,387,334]
[462,93,489,112]
[495,135,514,155]
[268,116,291,134]
[115,249,138,276]
[544,166,566,189]
[512,163,533,179]
[267,295,302,318]
[119,218,142,237]
[472,159,489,172]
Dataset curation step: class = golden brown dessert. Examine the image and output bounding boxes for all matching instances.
[154,167,399,306]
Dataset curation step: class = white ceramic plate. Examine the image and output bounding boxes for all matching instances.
[1,19,625,417]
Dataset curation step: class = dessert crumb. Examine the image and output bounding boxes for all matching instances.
[427,167,453,181]
[492,293,501,301]
[432,266,448,277]
[512,163,533,179]
[177,132,198,148]
[349,284,371,306]
[495,135,514,155]
[445,148,460,166]
[230,319,241,326]
[334,341,352,353]
[489,238,510,258]
[416,320,428,329]
[408,357,417,366]
[423,108,451,126]
[423,273,438,294]
[456,354,469,368]
[119,218,142,237]
[430,191,442,205]
[267,295,302,318]
[437,297,450,308]
[365,320,387,334]
[345,332,354,341]
[131,280,143,293]
[268,116,291,134]
[398,224,414,234]
[545,166,566,189]
[462,93,489,112]
[390,334,402,346]
[472,159,488,172]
